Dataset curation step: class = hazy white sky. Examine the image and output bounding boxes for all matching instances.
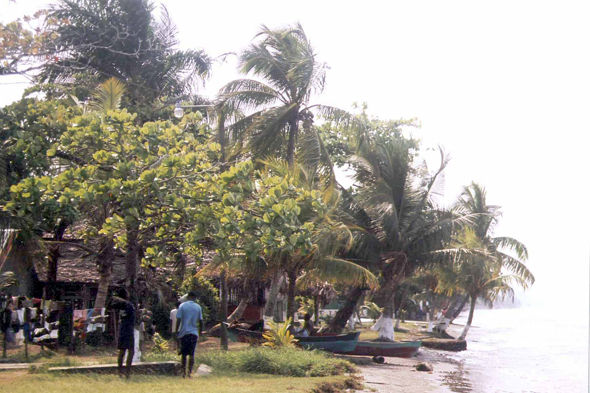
[2,0,589,307]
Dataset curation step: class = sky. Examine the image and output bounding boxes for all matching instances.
[2,0,589,310]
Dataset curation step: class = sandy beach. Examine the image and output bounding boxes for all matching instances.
[347,324,466,393]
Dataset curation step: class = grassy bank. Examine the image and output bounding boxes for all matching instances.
[0,372,354,393]
[0,340,361,392]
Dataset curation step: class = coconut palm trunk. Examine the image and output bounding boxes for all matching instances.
[450,294,470,323]
[458,295,477,340]
[227,278,252,323]
[227,298,248,324]
[286,117,298,168]
[325,286,365,334]
[394,289,408,329]
[372,253,406,340]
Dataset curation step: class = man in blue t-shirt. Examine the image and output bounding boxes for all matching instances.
[175,291,203,378]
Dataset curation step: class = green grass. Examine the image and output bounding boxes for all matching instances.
[194,347,357,377]
[0,372,353,393]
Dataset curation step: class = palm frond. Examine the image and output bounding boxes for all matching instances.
[496,252,535,285]
[88,77,125,113]
[305,257,378,289]
[492,236,529,260]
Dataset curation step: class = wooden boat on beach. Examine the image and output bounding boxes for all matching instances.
[339,340,422,357]
[225,326,265,343]
[296,331,360,353]
[225,324,361,353]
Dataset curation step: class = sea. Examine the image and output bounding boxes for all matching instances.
[432,306,589,393]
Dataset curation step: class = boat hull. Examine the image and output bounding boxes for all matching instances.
[297,331,360,353]
[341,340,421,357]
[227,327,264,343]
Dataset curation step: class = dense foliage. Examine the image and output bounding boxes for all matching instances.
[0,1,534,343]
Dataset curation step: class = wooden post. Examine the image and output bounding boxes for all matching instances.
[24,307,29,361]
[113,309,118,349]
[2,328,6,358]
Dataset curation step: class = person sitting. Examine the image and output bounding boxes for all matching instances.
[302,313,315,336]
[248,319,265,332]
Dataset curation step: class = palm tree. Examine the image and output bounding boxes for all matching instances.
[435,227,534,340]
[332,132,471,339]
[434,183,534,340]
[219,23,352,168]
[39,0,211,114]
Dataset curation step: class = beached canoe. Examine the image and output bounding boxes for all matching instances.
[296,331,360,353]
[226,326,265,343]
[340,340,422,357]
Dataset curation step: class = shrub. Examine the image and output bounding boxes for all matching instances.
[262,317,298,348]
[194,347,357,377]
[151,302,173,338]
[151,333,170,353]
[179,273,219,325]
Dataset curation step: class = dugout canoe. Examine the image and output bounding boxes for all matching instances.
[296,331,360,353]
[225,326,265,343]
[340,340,422,357]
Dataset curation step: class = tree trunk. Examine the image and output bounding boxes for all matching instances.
[286,117,298,168]
[263,271,284,320]
[325,286,365,334]
[228,298,248,324]
[46,244,60,299]
[372,253,406,340]
[47,220,69,298]
[94,239,114,310]
[371,303,395,341]
[394,290,408,330]
[219,270,229,350]
[47,245,59,286]
[2,326,6,358]
[125,225,139,303]
[436,295,460,334]
[450,294,469,323]
[458,295,477,340]
[218,114,227,166]
[286,270,297,323]
[313,294,319,326]
[94,271,111,310]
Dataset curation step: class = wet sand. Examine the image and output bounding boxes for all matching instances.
[350,324,469,392]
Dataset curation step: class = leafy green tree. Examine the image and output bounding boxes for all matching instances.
[258,159,377,323]
[5,104,215,307]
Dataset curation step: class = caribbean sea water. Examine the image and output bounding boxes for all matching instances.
[439,306,588,392]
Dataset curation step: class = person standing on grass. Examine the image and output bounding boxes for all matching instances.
[170,301,180,347]
[109,295,135,379]
[175,291,203,378]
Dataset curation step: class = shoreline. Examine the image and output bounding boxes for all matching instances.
[352,323,470,392]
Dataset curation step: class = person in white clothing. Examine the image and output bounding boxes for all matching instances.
[170,302,180,346]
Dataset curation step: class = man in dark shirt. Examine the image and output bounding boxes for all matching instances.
[109,295,135,378]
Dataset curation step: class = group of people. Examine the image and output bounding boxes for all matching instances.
[111,290,203,379]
